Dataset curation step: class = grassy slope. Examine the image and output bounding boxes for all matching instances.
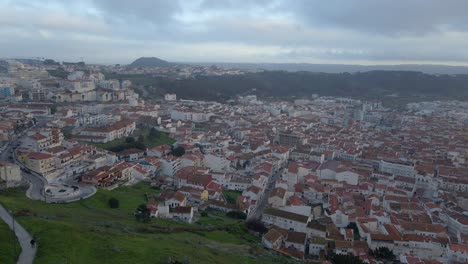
[0,218,20,264]
[0,183,297,264]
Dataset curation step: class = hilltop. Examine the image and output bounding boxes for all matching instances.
[129,57,174,68]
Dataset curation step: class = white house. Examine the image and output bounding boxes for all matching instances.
[335,168,359,185]
[262,208,311,233]
[448,244,468,264]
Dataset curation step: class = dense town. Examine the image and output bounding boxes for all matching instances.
[0,59,468,264]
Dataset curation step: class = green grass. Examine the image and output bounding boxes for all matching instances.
[0,183,299,264]
[138,127,175,149]
[90,128,175,151]
[0,218,20,264]
[223,190,242,204]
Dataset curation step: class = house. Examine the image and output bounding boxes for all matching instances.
[77,120,136,143]
[0,161,22,187]
[170,206,194,223]
[117,148,145,161]
[285,231,307,253]
[23,152,56,175]
[159,157,181,177]
[335,168,359,186]
[334,240,353,255]
[262,208,311,233]
[228,177,250,191]
[262,228,284,250]
[204,154,231,171]
[309,236,327,256]
[307,221,327,238]
[161,191,187,208]
[330,210,349,228]
[317,160,340,180]
[447,213,468,235]
[147,145,169,158]
[252,173,268,189]
[243,185,263,201]
[81,161,133,187]
[179,186,208,203]
[447,243,468,263]
[132,165,151,181]
[268,187,287,207]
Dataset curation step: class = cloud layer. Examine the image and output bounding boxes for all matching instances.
[1,0,467,65]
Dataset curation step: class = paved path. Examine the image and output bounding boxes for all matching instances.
[0,204,36,264]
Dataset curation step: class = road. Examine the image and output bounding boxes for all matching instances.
[0,204,36,264]
[248,168,284,221]
[2,128,96,203]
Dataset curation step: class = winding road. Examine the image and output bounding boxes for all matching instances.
[0,204,36,264]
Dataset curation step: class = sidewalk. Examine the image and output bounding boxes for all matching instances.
[0,204,36,264]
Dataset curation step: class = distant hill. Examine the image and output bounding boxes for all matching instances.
[109,70,468,104]
[129,57,173,68]
[194,62,468,75]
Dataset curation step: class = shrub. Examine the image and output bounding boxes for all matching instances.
[246,220,267,234]
[108,198,119,209]
[226,211,247,220]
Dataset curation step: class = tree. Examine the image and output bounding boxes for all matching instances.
[135,204,151,222]
[369,247,396,262]
[137,134,145,142]
[226,211,247,219]
[108,198,119,209]
[50,105,57,115]
[125,137,135,144]
[171,146,185,157]
[246,220,267,234]
[149,127,160,138]
[328,253,364,264]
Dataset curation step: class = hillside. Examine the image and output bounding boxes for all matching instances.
[106,70,468,104]
[0,184,299,264]
[129,57,173,68]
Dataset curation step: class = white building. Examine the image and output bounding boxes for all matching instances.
[262,208,311,233]
[164,93,177,101]
[0,161,22,187]
[379,160,415,177]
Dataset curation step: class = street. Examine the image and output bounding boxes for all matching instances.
[248,167,284,221]
[2,123,96,203]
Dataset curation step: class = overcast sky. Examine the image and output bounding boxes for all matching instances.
[1,0,468,65]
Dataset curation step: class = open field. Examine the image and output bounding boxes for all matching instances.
[0,218,20,264]
[0,183,298,264]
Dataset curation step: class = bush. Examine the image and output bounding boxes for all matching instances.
[171,146,185,157]
[226,211,247,220]
[200,211,208,217]
[125,137,135,143]
[246,220,267,234]
[108,198,119,209]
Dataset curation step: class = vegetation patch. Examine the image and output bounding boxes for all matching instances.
[0,219,20,264]
[0,183,299,264]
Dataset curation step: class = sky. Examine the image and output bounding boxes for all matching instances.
[1,0,468,65]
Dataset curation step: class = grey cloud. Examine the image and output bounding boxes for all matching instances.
[283,0,468,36]
[1,0,468,65]
[90,0,181,23]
